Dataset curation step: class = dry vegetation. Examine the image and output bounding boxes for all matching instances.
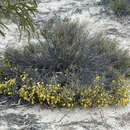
[0,17,129,108]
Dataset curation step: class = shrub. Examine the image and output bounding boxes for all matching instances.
[40,17,88,72]
[79,37,130,87]
[3,17,88,83]
[0,17,129,107]
[3,17,130,86]
[105,0,130,15]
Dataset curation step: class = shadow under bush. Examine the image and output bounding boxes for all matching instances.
[0,17,129,107]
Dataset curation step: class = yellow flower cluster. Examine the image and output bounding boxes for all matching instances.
[18,82,75,107]
[114,79,130,107]
[80,85,109,108]
[0,75,129,108]
[0,78,16,95]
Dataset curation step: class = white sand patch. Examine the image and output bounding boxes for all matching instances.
[0,103,129,130]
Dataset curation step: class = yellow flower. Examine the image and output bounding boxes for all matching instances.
[54,100,57,104]
[51,96,55,99]
[32,100,34,104]
[53,90,56,93]
[22,76,27,82]
[112,80,115,83]
[96,76,100,80]
[24,96,30,102]
[9,78,16,85]
[83,104,87,108]
[37,82,41,86]
[62,104,66,107]
[97,100,100,103]
[68,97,72,101]
[67,103,71,108]
[8,92,13,95]
[34,68,38,72]
[81,99,86,102]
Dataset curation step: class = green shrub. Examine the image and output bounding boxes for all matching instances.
[105,0,130,15]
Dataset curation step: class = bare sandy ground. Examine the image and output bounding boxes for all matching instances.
[0,102,130,130]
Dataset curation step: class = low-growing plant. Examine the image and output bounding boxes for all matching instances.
[0,75,129,108]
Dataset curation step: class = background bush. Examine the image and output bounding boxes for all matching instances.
[104,0,130,15]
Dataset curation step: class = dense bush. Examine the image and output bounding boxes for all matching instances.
[2,17,88,84]
[105,0,130,15]
[0,17,129,107]
[3,17,130,85]
[80,37,130,86]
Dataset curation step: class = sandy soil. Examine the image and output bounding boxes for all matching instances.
[0,102,130,130]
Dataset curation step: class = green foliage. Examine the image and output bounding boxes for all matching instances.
[0,0,37,40]
[106,0,130,15]
[111,0,125,14]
